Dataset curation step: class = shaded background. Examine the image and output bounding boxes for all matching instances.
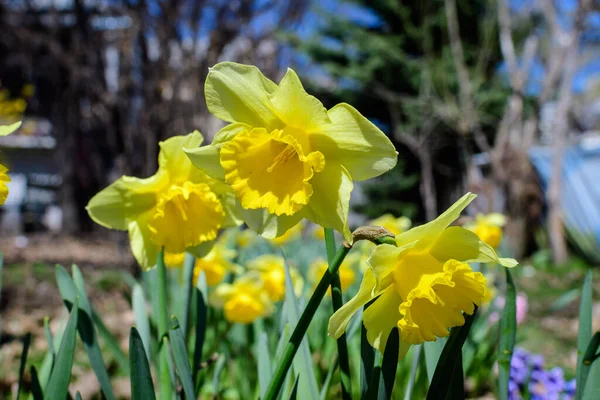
[0,0,599,396]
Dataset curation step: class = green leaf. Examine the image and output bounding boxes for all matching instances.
[576,270,593,400]
[181,253,196,338]
[282,259,320,400]
[404,345,422,400]
[366,362,382,399]
[91,310,129,373]
[45,298,79,400]
[130,327,157,400]
[378,327,400,400]
[581,331,600,400]
[132,284,151,363]
[192,273,208,392]
[212,354,227,396]
[30,366,44,400]
[361,302,375,400]
[56,265,115,400]
[426,308,478,400]
[498,269,516,400]
[75,392,83,400]
[319,355,339,400]
[43,317,55,367]
[169,316,195,400]
[17,333,31,400]
[257,330,272,398]
[424,339,446,383]
[288,376,300,400]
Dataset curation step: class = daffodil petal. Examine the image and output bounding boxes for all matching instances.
[311,103,398,181]
[269,68,330,132]
[0,121,22,136]
[396,192,476,248]
[185,145,226,180]
[86,175,163,230]
[329,268,377,339]
[363,286,410,359]
[430,226,518,268]
[240,206,304,239]
[303,163,353,242]
[366,243,406,291]
[205,62,280,129]
[159,131,204,182]
[212,122,252,145]
[128,212,159,271]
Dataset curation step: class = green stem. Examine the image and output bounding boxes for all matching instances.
[181,252,196,339]
[156,248,173,400]
[263,243,352,400]
[325,228,352,400]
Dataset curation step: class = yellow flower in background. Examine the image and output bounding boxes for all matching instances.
[329,193,517,359]
[185,62,397,242]
[164,252,186,268]
[312,225,325,240]
[309,257,356,292]
[86,132,241,270]
[193,245,239,286]
[465,213,506,249]
[0,164,10,205]
[370,214,411,236]
[246,254,303,302]
[165,245,240,287]
[211,274,273,324]
[270,221,304,246]
[0,121,21,205]
[236,229,258,248]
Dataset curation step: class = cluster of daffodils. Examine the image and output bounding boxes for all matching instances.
[0,121,22,205]
[86,61,517,358]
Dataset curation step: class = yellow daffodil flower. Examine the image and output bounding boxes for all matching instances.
[0,164,10,205]
[235,228,258,248]
[309,257,356,292]
[185,62,398,242]
[193,245,239,286]
[165,245,239,287]
[312,225,325,240]
[211,274,274,324]
[86,132,241,270]
[370,214,411,236]
[328,193,517,359]
[465,213,506,249]
[246,254,303,301]
[270,221,304,246]
[0,121,21,205]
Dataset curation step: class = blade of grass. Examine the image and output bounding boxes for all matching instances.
[361,301,376,400]
[181,253,196,339]
[581,331,600,400]
[57,265,115,400]
[288,376,300,400]
[378,327,400,400]
[426,308,478,400]
[156,249,173,400]
[193,272,208,392]
[257,330,272,398]
[17,333,31,400]
[498,269,516,400]
[404,345,422,400]
[282,258,320,400]
[130,327,157,400]
[212,354,226,396]
[30,366,44,400]
[132,284,151,363]
[45,298,79,400]
[43,317,55,367]
[169,316,195,399]
[576,270,593,400]
[424,339,446,384]
[325,228,352,400]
